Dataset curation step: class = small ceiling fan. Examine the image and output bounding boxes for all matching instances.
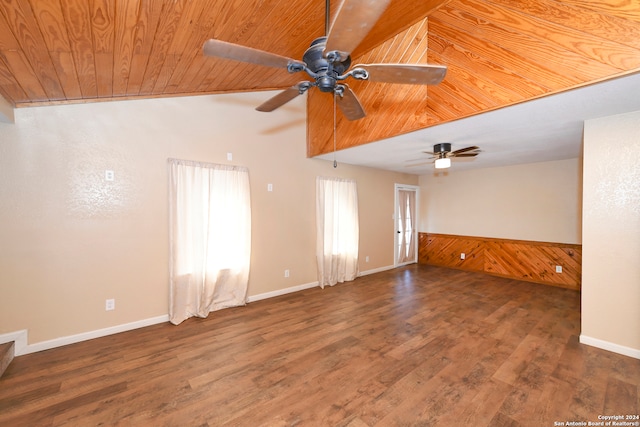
[202,0,447,121]
[408,143,481,169]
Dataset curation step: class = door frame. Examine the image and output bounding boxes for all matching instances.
[394,184,420,267]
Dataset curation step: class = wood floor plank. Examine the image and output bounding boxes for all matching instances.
[527,376,575,425]
[444,378,513,426]
[498,385,543,425]
[604,377,638,414]
[1,265,638,426]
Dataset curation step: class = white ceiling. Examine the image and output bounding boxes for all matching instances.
[315,72,640,174]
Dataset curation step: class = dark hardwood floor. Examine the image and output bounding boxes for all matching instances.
[1,265,638,426]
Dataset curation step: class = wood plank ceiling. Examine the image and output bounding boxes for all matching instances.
[0,0,638,157]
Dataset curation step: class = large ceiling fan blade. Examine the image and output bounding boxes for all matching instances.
[453,153,479,157]
[256,83,309,112]
[336,85,366,121]
[355,63,447,85]
[324,0,391,61]
[203,39,304,69]
[452,145,480,155]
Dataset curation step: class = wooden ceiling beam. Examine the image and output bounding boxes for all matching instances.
[0,0,637,155]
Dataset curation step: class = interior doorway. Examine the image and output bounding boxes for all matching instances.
[394,184,419,266]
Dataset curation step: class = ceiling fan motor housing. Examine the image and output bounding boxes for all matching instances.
[303,37,352,92]
[433,143,452,154]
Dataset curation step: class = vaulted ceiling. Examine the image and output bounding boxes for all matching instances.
[0,0,638,157]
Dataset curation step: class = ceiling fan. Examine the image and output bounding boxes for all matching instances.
[408,143,481,169]
[202,0,447,121]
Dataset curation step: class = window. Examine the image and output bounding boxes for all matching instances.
[316,176,359,288]
[168,159,251,325]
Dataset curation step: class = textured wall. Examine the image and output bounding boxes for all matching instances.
[582,110,640,355]
[0,93,417,345]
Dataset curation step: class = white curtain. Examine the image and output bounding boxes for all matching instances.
[168,159,251,325]
[397,189,416,264]
[316,176,359,288]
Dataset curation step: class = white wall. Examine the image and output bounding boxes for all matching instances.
[581,110,640,357]
[418,158,582,244]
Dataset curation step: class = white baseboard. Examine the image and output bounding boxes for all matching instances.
[247,281,319,302]
[247,265,397,303]
[359,264,396,277]
[580,335,640,359]
[0,330,28,356]
[3,266,404,357]
[4,281,321,357]
[4,315,169,356]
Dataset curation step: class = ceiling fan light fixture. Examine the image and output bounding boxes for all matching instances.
[435,157,451,169]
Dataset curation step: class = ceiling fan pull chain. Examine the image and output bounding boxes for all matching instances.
[333,91,338,168]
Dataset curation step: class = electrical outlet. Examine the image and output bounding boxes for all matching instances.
[105,299,115,311]
[365,256,370,263]
[105,170,114,181]
[267,183,273,192]
[556,265,563,273]
[284,269,290,278]
[460,253,466,260]
[227,152,233,161]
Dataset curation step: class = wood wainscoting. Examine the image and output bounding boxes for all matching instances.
[418,233,582,290]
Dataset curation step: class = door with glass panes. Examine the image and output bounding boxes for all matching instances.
[394,184,418,266]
